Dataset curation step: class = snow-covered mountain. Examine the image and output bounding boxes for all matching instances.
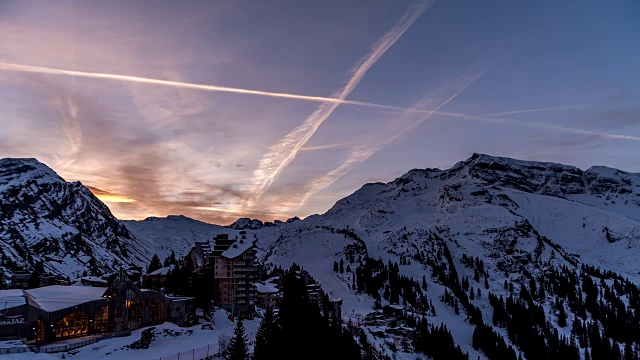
[260,153,640,280]
[123,215,234,261]
[3,154,640,357]
[250,153,640,358]
[0,158,153,278]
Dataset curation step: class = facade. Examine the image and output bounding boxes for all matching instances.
[0,269,195,344]
[211,234,258,317]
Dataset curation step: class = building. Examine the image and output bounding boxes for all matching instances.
[255,281,281,309]
[0,269,195,344]
[141,265,174,289]
[186,234,258,317]
[211,234,258,317]
[8,272,32,289]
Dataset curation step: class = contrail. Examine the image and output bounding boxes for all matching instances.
[480,104,585,117]
[4,62,626,144]
[0,61,414,112]
[297,68,491,207]
[248,0,434,205]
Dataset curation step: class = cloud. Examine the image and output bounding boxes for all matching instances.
[247,0,434,206]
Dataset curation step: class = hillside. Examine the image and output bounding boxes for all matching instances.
[253,153,640,359]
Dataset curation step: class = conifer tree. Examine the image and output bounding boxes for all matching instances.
[226,319,249,360]
[164,250,177,267]
[147,254,162,274]
[253,307,280,360]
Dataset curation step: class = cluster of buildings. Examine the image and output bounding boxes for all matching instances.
[0,233,343,346]
[0,269,193,344]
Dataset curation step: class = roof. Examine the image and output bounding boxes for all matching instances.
[115,268,131,282]
[149,265,174,276]
[221,239,256,259]
[80,276,108,284]
[26,285,107,312]
[255,283,279,294]
[0,289,26,310]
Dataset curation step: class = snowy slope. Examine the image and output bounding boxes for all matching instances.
[123,215,235,260]
[252,153,640,357]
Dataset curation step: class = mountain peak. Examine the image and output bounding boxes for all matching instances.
[0,158,64,192]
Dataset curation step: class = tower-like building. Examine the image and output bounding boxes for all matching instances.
[210,234,258,317]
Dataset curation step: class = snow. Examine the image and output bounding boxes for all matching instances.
[221,239,256,259]
[123,215,235,261]
[0,289,26,310]
[0,310,259,360]
[26,285,106,312]
[254,283,278,294]
[148,265,174,276]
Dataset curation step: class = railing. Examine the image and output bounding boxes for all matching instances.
[32,333,114,354]
[0,347,30,354]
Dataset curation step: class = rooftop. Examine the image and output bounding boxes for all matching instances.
[0,289,27,310]
[26,285,107,312]
[221,238,257,259]
[255,283,279,294]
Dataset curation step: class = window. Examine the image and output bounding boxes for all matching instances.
[125,289,142,330]
[94,306,109,333]
[55,311,89,339]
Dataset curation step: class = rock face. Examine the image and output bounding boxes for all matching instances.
[0,158,152,278]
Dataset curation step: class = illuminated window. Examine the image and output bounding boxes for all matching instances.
[55,311,88,339]
[125,289,142,330]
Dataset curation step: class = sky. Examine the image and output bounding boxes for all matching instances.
[1,0,639,225]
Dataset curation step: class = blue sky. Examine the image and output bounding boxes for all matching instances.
[1,0,639,224]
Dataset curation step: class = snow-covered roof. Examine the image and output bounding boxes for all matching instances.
[0,289,26,310]
[149,265,174,276]
[221,239,256,259]
[80,276,107,284]
[255,283,279,294]
[26,285,107,312]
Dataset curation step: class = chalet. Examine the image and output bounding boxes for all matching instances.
[255,282,281,309]
[141,265,174,288]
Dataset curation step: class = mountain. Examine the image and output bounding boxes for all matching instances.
[0,158,153,278]
[4,154,640,358]
[252,153,640,359]
[123,215,234,261]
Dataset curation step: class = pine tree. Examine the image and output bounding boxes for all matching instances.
[147,254,162,274]
[254,307,280,359]
[226,319,249,360]
[164,251,177,267]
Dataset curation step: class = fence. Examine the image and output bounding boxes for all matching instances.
[0,347,30,354]
[157,339,255,360]
[33,334,115,354]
